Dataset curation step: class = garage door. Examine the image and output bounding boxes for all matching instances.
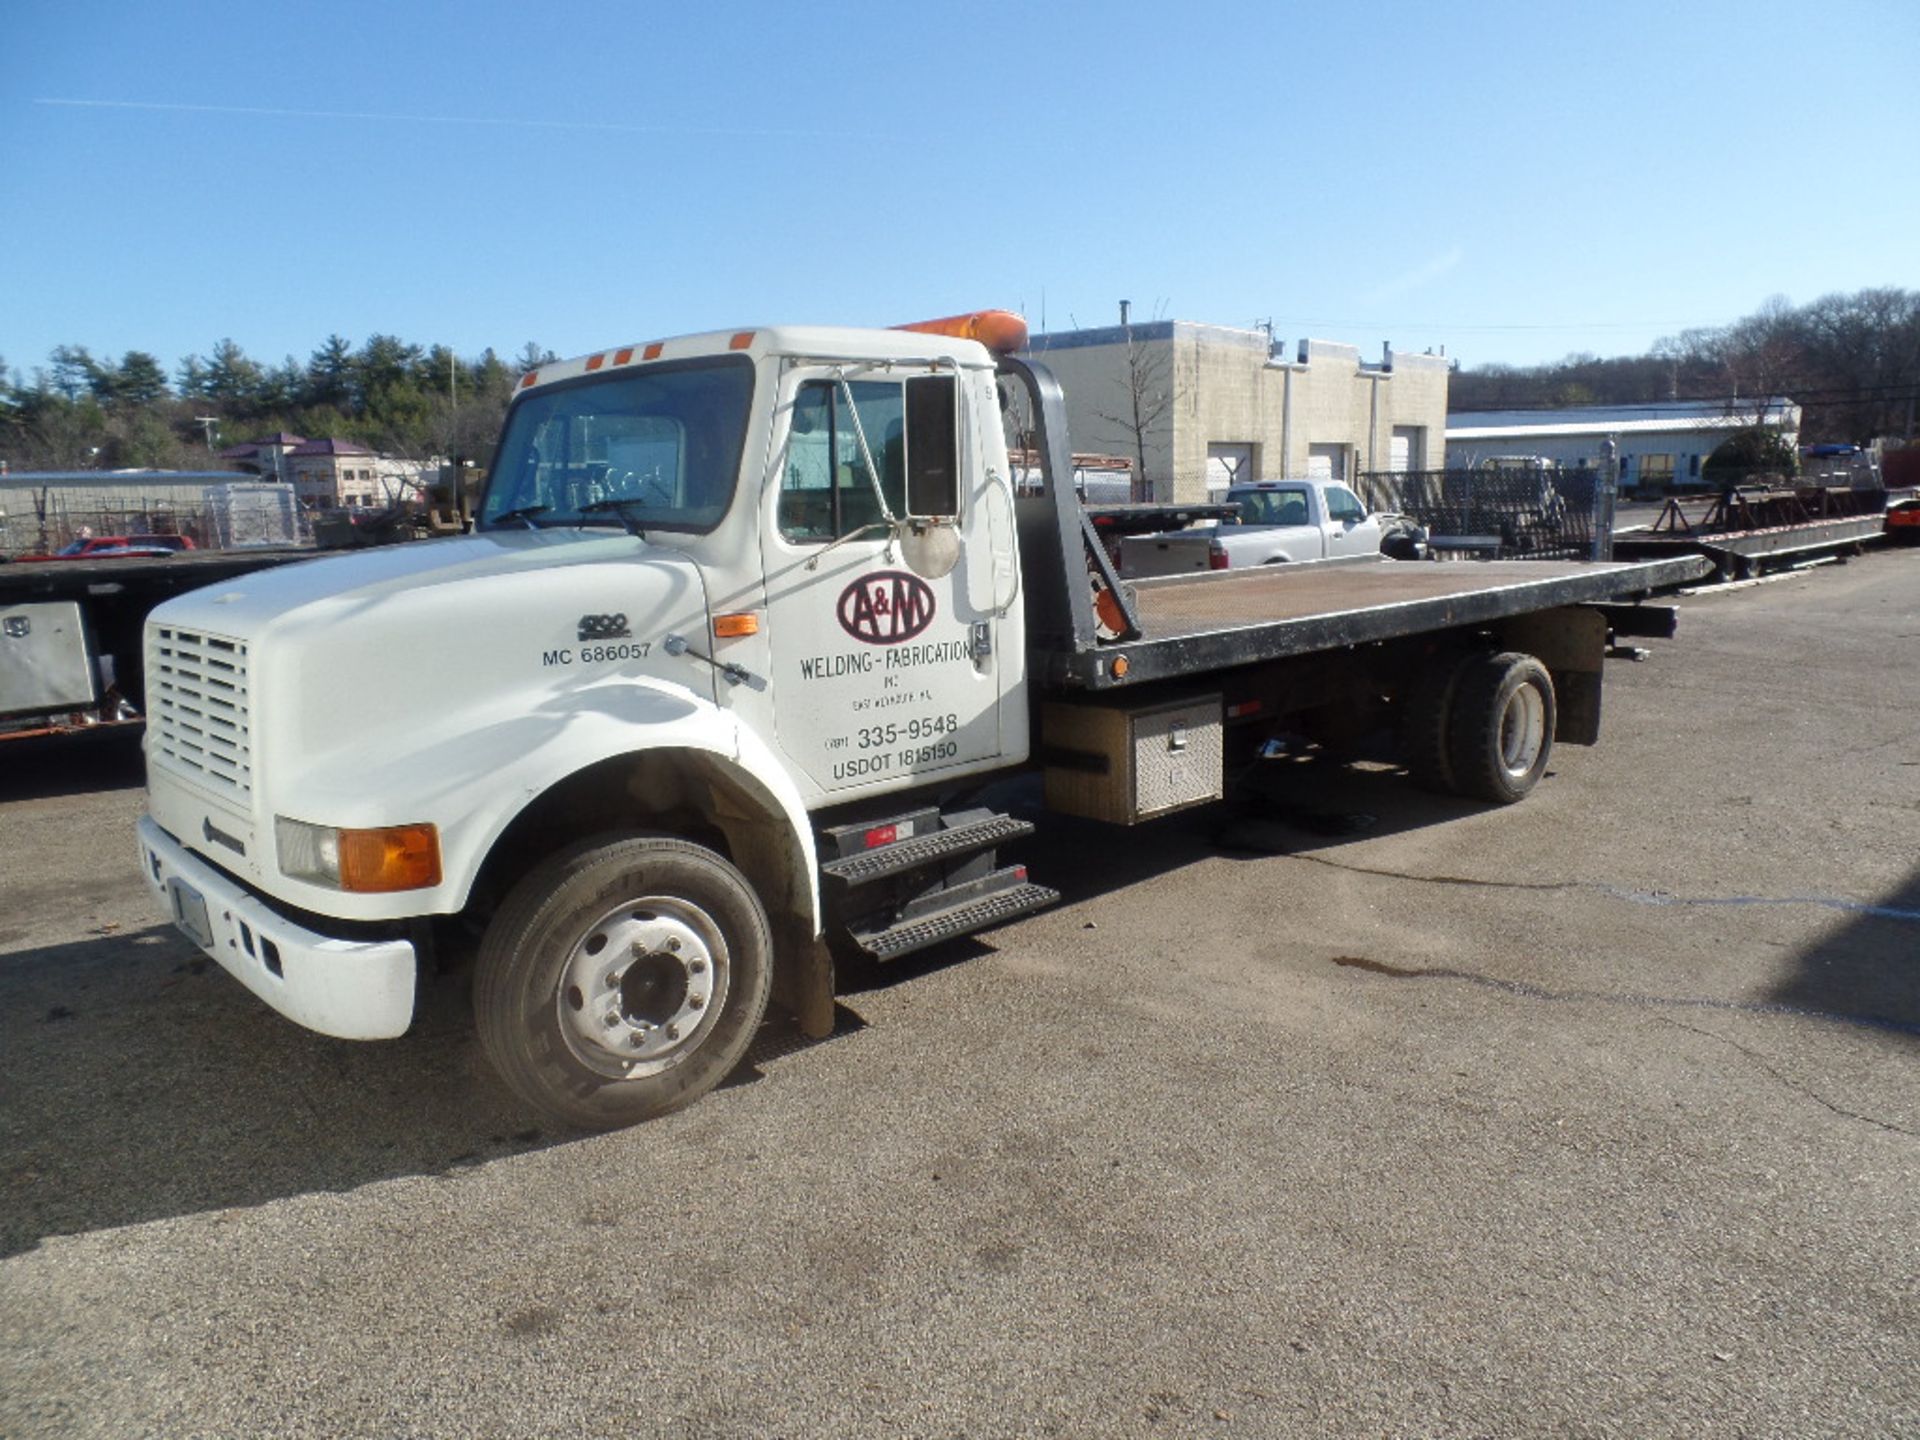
[1390,426,1422,472]
[1206,443,1253,493]
[1306,443,1345,481]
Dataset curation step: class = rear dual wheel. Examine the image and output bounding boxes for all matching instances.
[1401,651,1556,805]
[474,836,772,1131]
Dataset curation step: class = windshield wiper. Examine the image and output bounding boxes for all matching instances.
[578,498,650,537]
[489,504,550,530]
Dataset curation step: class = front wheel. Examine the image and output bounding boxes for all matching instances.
[1446,653,1556,804]
[474,836,773,1130]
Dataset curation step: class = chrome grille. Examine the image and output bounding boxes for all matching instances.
[149,625,252,798]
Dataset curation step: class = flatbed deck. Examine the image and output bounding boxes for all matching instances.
[1045,555,1715,688]
[0,546,315,601]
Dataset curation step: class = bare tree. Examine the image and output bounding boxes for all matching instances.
[1092,303,1173,501]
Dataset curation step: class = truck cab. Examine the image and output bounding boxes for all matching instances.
[137,315,1049,1129]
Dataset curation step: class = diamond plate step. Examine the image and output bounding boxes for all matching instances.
[820,814,1035,887]
[852,882,1059,961]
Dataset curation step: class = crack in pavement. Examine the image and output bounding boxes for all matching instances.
[1651,1015,1919,1139]
[1293,852,1920,922]
[1332,959,1920,1136]
[1328,956,1920,1040]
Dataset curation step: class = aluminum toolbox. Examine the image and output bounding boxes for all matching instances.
[0,601,97,718]
[1042,692,1223,825]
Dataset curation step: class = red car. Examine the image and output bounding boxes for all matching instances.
[1886,499,1920,545]
[14,533,197,562]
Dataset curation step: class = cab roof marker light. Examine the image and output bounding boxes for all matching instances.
[518,371,539,389]
[643,342,664,361]
[894,310,1030,355]
[614,347,635,365]
[585,353,606,371]
[728,332,755,351]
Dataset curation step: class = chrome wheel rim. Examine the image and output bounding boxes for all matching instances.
[1499,684,1547,779]
[556,896,730,1078]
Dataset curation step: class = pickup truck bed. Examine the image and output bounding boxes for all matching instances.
[1040,554,1715,688]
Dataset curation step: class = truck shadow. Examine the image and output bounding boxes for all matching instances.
[1764,864,1920,1045]
[840,758,1486,996]
[0,924,853,1258]
[0,729,146,802]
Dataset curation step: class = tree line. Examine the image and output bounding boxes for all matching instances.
[1450,287,1920,449]
[0,334,558,473]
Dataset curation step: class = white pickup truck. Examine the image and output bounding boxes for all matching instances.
[1119,479,1385,575]
[134,310,1706,1130]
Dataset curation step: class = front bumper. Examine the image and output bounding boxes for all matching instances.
[137,815,416,1039]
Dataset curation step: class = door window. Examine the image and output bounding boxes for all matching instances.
[1325,485,1367,523]
[780,375,958,540]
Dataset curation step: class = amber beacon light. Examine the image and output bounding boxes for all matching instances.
[894,310,1029,355]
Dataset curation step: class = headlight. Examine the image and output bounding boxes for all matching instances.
[276,817,441,892]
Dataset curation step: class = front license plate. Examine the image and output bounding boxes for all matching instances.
[168,878,215,950]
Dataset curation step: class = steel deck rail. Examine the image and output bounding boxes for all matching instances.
[1042,555,1715,688]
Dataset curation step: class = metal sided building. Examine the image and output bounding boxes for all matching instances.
[1445,399,1802,494]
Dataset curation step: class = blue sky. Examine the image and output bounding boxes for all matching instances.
[4,0,1916,381]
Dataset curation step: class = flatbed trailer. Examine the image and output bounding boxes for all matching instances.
[1613,515,1884,580]
[0,547,313,731]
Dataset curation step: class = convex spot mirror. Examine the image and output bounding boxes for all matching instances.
[896,517,961,579]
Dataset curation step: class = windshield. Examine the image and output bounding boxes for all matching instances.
[480,356,754,533]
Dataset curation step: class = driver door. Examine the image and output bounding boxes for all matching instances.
[758,368,1004,799]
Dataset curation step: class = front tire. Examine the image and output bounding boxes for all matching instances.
[474,836,773,1130]
[1445,653,1556,804]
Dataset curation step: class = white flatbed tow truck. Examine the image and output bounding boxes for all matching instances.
[136,311,1709,1128]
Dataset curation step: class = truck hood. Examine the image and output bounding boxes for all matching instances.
[153,529,668,632]
[147,529,717,817]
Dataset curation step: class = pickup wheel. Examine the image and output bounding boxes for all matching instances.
[473,836,772,1131]
[1445,653,1556,804]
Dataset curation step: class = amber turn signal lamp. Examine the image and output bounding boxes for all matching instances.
[712,612,760,639]
[339,824,442,893]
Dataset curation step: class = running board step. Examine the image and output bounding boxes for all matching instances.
[821,814,1036,887]
[851,882,1060,961]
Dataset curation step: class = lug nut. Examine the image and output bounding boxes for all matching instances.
[629,1033,646,1048]
[688,994,706,1010]
[604,972,621,989]
[603,1011,620,1028]
[630,941,648,957]
[689,959,707,975]
[666,937,682,953]
[666,1024,680,1041]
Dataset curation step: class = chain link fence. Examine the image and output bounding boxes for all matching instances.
[1358,465,1612,561]
[0,477,309,556]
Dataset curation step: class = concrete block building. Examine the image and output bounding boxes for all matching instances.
[1026,321,1451,502]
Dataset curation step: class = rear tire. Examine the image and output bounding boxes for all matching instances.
[1445,653,1556,804]
[1398,653,1468,792]
[474,836,773,1131]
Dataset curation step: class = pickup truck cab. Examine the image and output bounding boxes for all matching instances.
[1119,479,1382,575]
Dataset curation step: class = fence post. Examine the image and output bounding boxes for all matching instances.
[1594,439,1618,561]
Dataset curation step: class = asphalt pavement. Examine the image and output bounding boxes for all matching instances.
[2,549,1917,1439]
